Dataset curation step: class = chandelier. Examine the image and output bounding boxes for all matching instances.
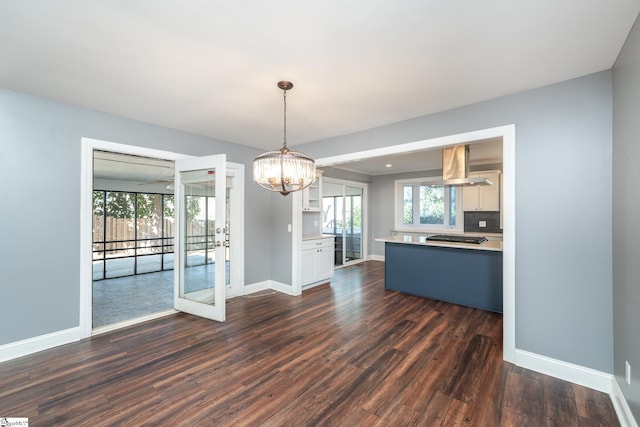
[253,81,316,196]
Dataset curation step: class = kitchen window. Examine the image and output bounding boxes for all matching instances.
[395,177,462,232]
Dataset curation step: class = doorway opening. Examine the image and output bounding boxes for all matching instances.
[92,150,177,328]
[295,124,515,363]
[81,138,245,336]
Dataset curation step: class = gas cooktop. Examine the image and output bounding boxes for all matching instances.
[425,235,487,244]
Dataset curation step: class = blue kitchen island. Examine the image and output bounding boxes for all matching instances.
[378,235,503,313]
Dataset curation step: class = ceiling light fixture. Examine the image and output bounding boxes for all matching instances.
[253,81,316,196]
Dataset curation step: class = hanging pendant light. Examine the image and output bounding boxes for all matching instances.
[253,81,316,196]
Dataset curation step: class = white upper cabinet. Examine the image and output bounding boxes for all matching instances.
[462,171,501,212]
[302,171,322,212]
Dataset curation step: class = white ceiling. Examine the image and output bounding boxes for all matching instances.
[1,1,638,150]
[93,150,174,182]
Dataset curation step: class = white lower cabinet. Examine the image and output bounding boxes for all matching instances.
[301,237,334,289]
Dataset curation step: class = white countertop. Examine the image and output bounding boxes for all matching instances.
[302,234,335,241]
[376,235,503,252]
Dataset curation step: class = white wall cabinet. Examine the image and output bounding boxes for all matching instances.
[301,237,334,288]
[302,171,322,211]
[462,171,501,211]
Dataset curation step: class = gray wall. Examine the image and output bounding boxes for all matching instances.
[613,13,640,419]
[293,71,614,373]
[0,89,273,345]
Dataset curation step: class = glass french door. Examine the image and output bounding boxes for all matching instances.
[344,185,363,264]
[174,155,226,321]
[322,179,365,267]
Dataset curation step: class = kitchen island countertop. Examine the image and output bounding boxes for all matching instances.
[376,235,503,252]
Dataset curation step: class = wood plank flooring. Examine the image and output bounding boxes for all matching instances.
[0,261,619,426]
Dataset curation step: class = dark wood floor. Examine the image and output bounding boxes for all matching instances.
[0,261,619,426]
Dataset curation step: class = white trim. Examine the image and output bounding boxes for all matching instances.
[243,280,298,296]
[297,124,516,363]
[242,280,272,295]
[91,310,177,336]
[227,163,246,298]
[515,349,613,393]
[292,191,303,295]
[270,280,297,296]
[368,254,385,262]
[0,327,83,363]
[318,126,512,167]
[502,125,516,363]
[611,376,639,427]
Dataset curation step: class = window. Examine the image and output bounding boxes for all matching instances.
[395,177,461,231]
[92,190,176,280]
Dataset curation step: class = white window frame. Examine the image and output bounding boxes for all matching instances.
[394,176,463,233]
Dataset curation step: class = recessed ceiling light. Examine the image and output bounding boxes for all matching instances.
[385,164,392,168]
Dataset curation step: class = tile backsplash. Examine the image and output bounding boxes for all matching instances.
[464,211,502,233]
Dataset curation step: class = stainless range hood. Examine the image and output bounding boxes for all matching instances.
[429,144,493,186]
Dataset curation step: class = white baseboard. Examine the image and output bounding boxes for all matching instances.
[242,280,272,295]
[611,376,639,427]
[0,326,83,363]
[244,280,298,296]
[515,349,612,393]
[368,254,385,262]
[270,280,298,296]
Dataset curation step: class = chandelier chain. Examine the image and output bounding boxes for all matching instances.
[283,89,288,149]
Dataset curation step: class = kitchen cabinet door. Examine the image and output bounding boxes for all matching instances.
[301,249,317,285]
[301,237,334,287]
[463,171,500,211]
[317,246,334,280]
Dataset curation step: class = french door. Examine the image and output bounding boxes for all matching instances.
[322,178,367,267]
[174,155,227,321]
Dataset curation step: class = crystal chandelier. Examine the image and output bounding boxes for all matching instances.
[253,81,316,196]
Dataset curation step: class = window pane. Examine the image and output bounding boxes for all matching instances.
[163,195,175,261]
[449,186,457,226]
[403,186,413,225]
[93,191,105,243]
[137,194,162,240]
[322,197,335,234]
[104,191,135,278]
[93,191,105,279]
[419,185,444,225]
[185,195,207,267]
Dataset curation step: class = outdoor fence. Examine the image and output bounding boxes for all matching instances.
[93,216,213,258]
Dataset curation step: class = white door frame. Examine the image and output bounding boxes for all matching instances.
[291,124,515,363]
[80,137,245,337]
